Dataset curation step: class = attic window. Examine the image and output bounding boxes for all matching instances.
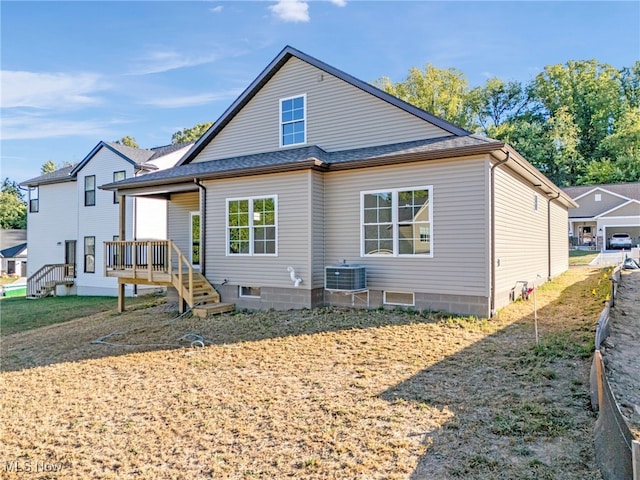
[280,94,306,147]
[595,194,601,202]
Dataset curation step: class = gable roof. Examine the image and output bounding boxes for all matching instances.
[596,199,640,218]
[563,182,640,202]
[177,45,470,167]
[20,142,193,188]
[70,141,157,176]
[0,242,27,259]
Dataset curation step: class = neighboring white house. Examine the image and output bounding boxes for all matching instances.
[563,182,640,250]
[0,229,27,277]
[102,46,577,318]
[21,141,192,297]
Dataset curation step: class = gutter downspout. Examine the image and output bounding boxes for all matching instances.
[547,191,561,281]
[194,178,206,276]
[490,151,510,317]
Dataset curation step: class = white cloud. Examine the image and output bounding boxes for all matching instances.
[210,5,223,13]
[140,89,244,108]
[0,71,106,109]
[328,0,346,6]
[269,0,310,23]
[129,50,220,75]
[0,114,119,141]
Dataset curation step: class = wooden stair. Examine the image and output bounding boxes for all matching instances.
[27,264,75,299]
[174,271,234,318]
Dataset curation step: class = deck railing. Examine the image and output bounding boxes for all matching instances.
[27,264,75,298]
[105,240,170,273]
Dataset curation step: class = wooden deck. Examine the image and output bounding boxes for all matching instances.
[104,240,230,314]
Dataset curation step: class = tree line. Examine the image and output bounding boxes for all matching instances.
[377,59,640,186]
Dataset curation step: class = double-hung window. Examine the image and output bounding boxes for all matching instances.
[84,175,96,206]
[227,196,277,255]
[29,187,39,213]
[362,186,432,257]
[280,95,306,146]
[113,171,125,203]
[84,236,95,273]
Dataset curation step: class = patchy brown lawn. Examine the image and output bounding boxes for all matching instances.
[0,268,608,479]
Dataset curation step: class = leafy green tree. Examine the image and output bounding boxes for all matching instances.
[470,78,532,134]
[172,122,213,144]
[0,178,27,229]
[114,136,139,148]
[531,60,623,167]
[620,61,640,109]
[376,65,477,130]
[41,160,57,174]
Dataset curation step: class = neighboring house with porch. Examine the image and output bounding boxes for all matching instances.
[563,183,640,250]
[0,229,27,277]
[20,141,192,298]
[101,45,576,318]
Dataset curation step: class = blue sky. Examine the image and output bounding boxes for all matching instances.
[2,1,639,184]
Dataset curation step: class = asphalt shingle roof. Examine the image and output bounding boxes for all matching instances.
[102,135,504,191]
[562,182,640,201]
[0,243,27,259]
[20,165,75,187]
[105,142,155,165]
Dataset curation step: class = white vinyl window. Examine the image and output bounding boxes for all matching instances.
[362,186,433,257]
[239,286,261,298]
[280,94,306,147]
[227,196,277,256]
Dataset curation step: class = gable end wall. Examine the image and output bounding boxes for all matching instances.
[194,57,451,163]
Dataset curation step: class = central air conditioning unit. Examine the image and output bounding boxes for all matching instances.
[325,263,366,291]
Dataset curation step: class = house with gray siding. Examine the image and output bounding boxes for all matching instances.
[102,46,576,318]
[562,182,640,250]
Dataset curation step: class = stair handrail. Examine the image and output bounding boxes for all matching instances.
[27,264,74,297]
[169,240,194,307]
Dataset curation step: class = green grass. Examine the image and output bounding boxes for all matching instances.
[569,249,598,265]
[0,295,163,336]
[491,400,574,439]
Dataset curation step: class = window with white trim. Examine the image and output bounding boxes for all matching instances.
[227,196,277,255]
[239,286,261,298]
[362,186,432,256]
[280,95,306,146]
[383,291,415,307]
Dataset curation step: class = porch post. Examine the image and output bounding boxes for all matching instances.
[118,195,126,313]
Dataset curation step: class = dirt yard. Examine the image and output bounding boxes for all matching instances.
[602,268,640,439]
[0,268,608,479]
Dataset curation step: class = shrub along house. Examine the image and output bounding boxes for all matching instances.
[101,46,576,318]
